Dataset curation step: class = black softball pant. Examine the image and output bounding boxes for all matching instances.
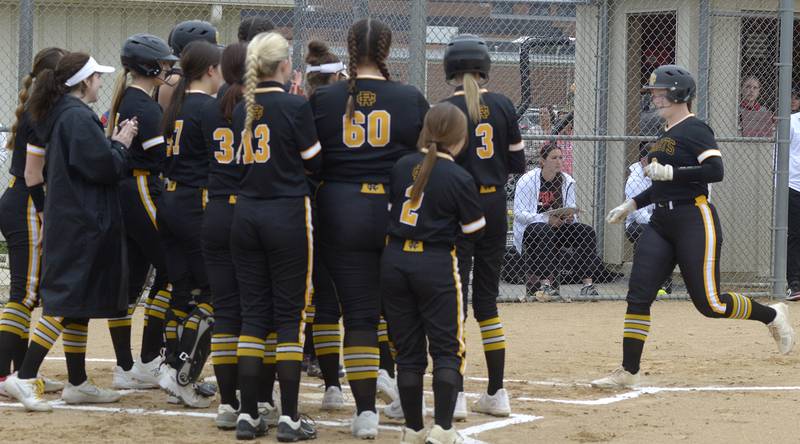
[308,200,340,325]
[456,188,505,322]
[787,188,800,284]
[380,238,465,374]
[627,197,728,316]
[0,178,41,310]
[316,181,386,331]
[231,196,312,346]
[522,221,604,281]
[118,174,169,305]
[157,182,209,315]
[202,196,239,336]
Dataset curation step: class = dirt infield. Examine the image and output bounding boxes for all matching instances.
[2,300,800,443]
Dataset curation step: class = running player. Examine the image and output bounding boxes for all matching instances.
[0,47,65,392]
[230,32,318,441]
[309,18,429,439]
[4,52,137,411]
[381,102,485,444]
[157,40,222,408]
[104,33,177,389]
[441,34,525,419]
[594,65,796,388]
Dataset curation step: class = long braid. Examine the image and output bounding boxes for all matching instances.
[345,27,360,120]
[374,27,392,81]
[6,74,33,150]
[236,49,260,163]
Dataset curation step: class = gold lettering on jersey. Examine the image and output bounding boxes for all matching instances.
[412,164,421,180]
[357,91,377,107]
[479,185,496,194]
[403,240,424,253]
[649,137,676,156]
[253,104,264,121]
[360,183,386,194]
[479,104,490,120]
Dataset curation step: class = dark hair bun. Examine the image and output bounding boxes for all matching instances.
[307,40,330,58]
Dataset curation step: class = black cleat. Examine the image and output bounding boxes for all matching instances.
[236,413,268,440]
[276,415,317,442]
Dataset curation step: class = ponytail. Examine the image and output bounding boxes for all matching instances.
[28,68,64,123]
[345,27,360,120]
[409,142,438,204]
[236,49,259,162]
[462,72,482,124]
[220,42,248,122]
[6,74,34,149]
[161,76,187,139]
[106,69,130,136]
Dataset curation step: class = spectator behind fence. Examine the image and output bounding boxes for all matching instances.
[513,143,606,302]
[739,76,774,137]
[553,111,574,175]
[786,111,800,301]
[792,86,800,114]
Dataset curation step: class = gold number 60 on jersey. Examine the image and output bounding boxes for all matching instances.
[343,110,391,148]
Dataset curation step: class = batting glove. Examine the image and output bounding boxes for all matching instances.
[606,199,637,224]
[644,159,673,181]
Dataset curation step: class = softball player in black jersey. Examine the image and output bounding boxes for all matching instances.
[157,41,222,408]
[593,65,795,389]
[0,48,65,383]
[230,32,319,441]
[157,20,220,110]
[4,51,137,412]
[441,34,525,418]
[382,103,485,444]
[309,19,429,438]
[104,34,177,389]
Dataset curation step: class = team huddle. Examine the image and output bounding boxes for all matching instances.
[0,14,796,444]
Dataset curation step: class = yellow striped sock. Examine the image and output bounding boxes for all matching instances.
[304,304,316,324]
[63,322,88,354]
[277,342,303,362]
[142,296,153,327]
[30,316,64,350]
[726,293,753,320]
[344,346,379,382]
[478,317,506,352]
[312,323,341,357]
[108,304,136,329]
[147,290,172,321]
[211,334,239,366]
[623,313,651,342]
[165,319,178,341]
[0,302,32,340]
[377,317,389,343]
[237,335,266,359]
[263,333,277,364]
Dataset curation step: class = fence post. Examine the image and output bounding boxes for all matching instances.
[18,0,34,90]
[292,0,307,71]
[353,0,369,21]
[771,0,794,299]
[593,0,610,251]
[696,0,710,122]
[408,0,427,93]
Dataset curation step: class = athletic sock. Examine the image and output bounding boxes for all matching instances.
[343,330,379,414]
[478,316,506,395]
[397,371,424,431]
[164,308,186,365]
[313,323,341,389]
[237,336,266,418]
[19,316,65,379]
[432,367,461,431]
[142,288,171,362]
[63,321,89,386]
[377,317,395,378]
[108,304,136,371]
[211,333,239,408]
[721,292,777,324]
[621,308,651,375]
[0,302,32,375]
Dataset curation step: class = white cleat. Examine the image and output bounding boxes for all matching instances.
[452,392,467,422]
[112,366,159,389]
[376,369,399,404]
[129,356,165,387]
[4,374,51,412]
[591,366,640,389]
[472,388,511,417]
[321,385,345,411]
[425,425,464,444]
[351,410,379,439]
[62,380,121,404]
[42,376,64,393]
[158,366,211,408]
[768,303,796,355]
[258,401,280,426]
[400,426,427,444]
[216,403,239,430]
[384,394,426,420]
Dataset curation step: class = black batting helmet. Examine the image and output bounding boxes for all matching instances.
[444,34,491,82]
[168,20,219,56]
[641,64,696,103]
[121,34,178,77]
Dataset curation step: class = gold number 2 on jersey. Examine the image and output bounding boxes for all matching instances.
[343,110,391,148]
[166,120,184,157]
[241,123,271,164]
[475,123,494,159]
[400,185,424,227]
[213,128,235,164]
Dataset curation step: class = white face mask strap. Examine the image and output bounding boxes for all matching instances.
[305,62,346,75]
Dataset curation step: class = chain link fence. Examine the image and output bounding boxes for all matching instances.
[0,0,794,303]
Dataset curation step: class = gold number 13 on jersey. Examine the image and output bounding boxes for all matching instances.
[343,110,391,148]
[475,123,494,159]
[400,185,423,227]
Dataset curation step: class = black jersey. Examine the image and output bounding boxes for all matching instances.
[643,115,720,203]
[444,90,524,187]
[232,81,321,199]
[310,76,429,184]
[201,85,243,197]
[164,91,215,187]
[8,111,45,179]
[387,151,486,246]
[115,86,165,173]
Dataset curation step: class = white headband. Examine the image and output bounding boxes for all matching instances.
[65,56,115,87]
[305,62,346,74]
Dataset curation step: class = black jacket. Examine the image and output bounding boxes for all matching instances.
[37,95,129,318]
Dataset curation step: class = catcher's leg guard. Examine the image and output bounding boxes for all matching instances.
[176,304,215,386]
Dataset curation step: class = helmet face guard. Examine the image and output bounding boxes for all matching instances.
[444,34,491,85]
[641,64,696,104]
